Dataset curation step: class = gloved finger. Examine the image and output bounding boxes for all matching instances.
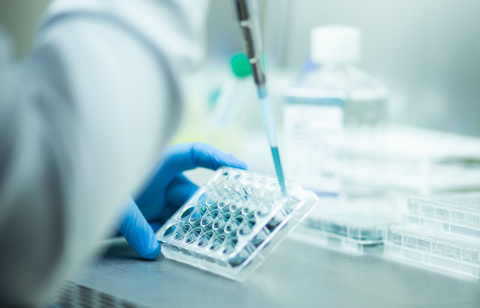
[163,142,248,175]
[166,174,199,209]
[118,197,161,260]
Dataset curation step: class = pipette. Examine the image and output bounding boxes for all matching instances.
[232,0,287,197]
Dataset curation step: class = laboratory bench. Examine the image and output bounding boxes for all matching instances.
[69,236,480,308]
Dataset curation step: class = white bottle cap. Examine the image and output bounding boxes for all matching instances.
[310,25,361,64]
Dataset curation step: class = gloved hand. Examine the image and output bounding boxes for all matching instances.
[118,143,247,259]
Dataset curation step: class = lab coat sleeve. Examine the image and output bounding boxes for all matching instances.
[0,0,210,306]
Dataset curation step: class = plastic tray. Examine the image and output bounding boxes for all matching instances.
[299,199,398,253]
[385,225,480,278]
[155,167,319,281]
[292,225,385,253]
[407,193,480,240]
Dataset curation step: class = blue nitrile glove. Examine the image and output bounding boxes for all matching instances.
[118,143,247,259]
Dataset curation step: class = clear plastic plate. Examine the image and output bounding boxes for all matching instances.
[297,199,398,253]
[385,225,480,278]
[408,193,480,240]
[155,167,319,281]
[292,225,387,253]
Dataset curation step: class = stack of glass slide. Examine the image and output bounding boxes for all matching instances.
[155,167,319,281]
[293,199,398,253]
[385,193,480,278]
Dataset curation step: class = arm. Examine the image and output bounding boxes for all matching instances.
[0,0,209,306]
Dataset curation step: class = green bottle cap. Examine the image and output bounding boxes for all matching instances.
[231,53,252,78]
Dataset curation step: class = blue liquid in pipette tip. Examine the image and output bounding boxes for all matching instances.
[257,87,287,197]
[271,147,287,197]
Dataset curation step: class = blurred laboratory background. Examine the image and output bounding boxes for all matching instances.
[208,0,480,135]
[3,0,480,134]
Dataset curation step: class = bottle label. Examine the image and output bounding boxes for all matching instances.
[283,102,344,196]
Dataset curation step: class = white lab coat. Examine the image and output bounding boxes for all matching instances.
[0,0,209,306]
